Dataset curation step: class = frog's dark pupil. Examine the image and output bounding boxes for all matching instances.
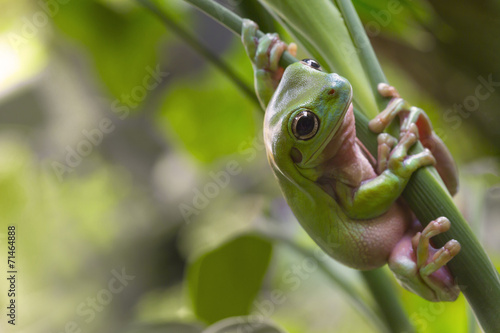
[296,114,315,136]
[302,58,321,70]
[292,111,319,140]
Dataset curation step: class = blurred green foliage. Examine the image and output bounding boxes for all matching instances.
[188,234,272,324]
[157,45,257,163]
[51,0,168,100]
[0,0,499,332]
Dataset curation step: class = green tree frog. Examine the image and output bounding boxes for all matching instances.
[242,20,461,302]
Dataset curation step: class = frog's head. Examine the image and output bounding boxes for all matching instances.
[264,59,353,183]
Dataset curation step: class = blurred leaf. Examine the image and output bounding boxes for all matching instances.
[188,233,273,324]
[49,0,167,102]
[0,143,28,223]
[353,0,434,48]
[400,291,468,333]
[126,322,204,333]
[204,316,287,333]
[157,44,257,163]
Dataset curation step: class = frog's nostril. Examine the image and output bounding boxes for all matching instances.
[328,88,335,95]
[291,148,302,163]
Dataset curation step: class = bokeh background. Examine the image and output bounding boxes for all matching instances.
[0,0,499,332]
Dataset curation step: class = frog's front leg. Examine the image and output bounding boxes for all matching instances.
[336,124,435,219]
[369,83,458,195]
[241,19,296,109]
[389,217,461,301]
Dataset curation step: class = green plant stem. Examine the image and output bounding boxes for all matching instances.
[274,237,390,333]
[403,168,500,332]
[335,0,388,110]
[181,0,297,68]
[136,0,260,106]
[360,270,413,333]
[336,2,500,331]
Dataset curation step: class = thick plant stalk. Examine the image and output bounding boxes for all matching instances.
[360,269,413,333]
[336,1,500,332]
[334,0,388,111]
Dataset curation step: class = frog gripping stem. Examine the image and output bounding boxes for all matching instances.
[241,19,296,109]
[390,217,461,302]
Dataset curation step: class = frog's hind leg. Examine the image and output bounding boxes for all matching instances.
[415,217,461,301]
[369,83,458,195]
[389,217,461,302]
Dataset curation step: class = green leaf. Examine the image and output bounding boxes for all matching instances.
[187,233,273,324]
[157,46,256,163]
[50,0,167,103]
[204,316,287,333]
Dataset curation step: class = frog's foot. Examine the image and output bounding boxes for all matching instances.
[389,217,461,302]
[383,123,435,179]
[368,83,458,195]
[376,133,397,174]
[242,19,296,108]
[377,82,400,99]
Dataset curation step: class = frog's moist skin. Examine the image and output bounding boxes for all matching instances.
[242,20,461,302]
[264,62,412,270]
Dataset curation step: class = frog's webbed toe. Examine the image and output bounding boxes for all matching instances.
[389,217,461,302]
[376,124,435,179]
[369,83,458,195]
[376,133,397,174]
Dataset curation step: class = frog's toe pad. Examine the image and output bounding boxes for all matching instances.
[390,223,461,302]
[377,83,400,98]
[433,240,461,264]
[287,42,297,57]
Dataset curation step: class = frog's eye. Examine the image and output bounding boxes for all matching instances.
[301,59,322,71]
[292,110,320,140]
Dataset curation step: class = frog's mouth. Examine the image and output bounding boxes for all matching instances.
[302,90,353,167]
